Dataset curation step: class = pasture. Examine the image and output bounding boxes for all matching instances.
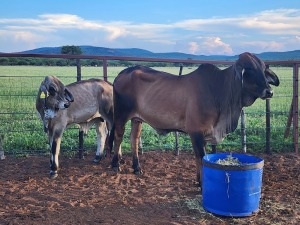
[0,65,295,155]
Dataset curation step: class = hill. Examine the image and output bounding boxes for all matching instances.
[19,46,300,61]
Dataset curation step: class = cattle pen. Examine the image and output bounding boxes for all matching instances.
[0,53,298,157]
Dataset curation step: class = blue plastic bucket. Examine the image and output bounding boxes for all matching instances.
[202,153,264,217]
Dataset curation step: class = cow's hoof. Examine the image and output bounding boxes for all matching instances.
[112,166,121,172]
[134,169,143,175]
[93,155,102,163]
[78,155,85,160]
[49,171,58,179]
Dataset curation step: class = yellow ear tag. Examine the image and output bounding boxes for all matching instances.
[40,92,46,99]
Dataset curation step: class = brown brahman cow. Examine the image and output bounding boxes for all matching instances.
[36,76,113,178]
[111,52,279,186]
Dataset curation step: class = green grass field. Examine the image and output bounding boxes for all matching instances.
[0,65,296,156]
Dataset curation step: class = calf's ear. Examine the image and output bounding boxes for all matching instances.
[265,68,280,86]
[65,88,74,102]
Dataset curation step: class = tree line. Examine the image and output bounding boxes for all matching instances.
[0,57,180,67]
[0,45,185,67]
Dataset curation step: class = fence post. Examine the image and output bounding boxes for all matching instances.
[76,59,81,81]
[241,109,246,153]
[265,64,271,154]
[174,65,183,155]
[293,64,299,154]
[76,59,84,159]
[284,100,293,138]
[266,99,271,154]
[103,59,108,81]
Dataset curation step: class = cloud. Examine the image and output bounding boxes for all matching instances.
[149,39,176,45]
[38,14,105,30]
[15,31,43,42]
[239,35,300,53]
[242,41,284,52]
[0,14,124,40]
[0,30,47,43]
[104,25,127,41]
[202,37,233,55]
[186,37,233,55]
[239,9,300,35]
[0,9,300,53]
[174,8,300,36]
[188,42,199,54]
[0,30,48,52]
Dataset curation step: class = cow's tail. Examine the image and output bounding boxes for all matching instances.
[106,124,115,157]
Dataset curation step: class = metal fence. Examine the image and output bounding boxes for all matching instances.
[0,53,298,156]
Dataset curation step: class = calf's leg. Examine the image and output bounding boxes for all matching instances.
[49,130,63,179]
[93,121,108,163]
[131,119,143,174]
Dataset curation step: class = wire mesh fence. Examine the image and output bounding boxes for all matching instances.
[0,55,298,157]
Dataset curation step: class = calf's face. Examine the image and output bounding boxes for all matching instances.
[39,76,74,111]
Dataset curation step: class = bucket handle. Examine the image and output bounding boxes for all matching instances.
[226,172,230,198]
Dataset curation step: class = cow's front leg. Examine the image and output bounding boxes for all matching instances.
[49,132,63,179]
[93,120,108,163]
[189,132,206,187]
[131,119,143,175]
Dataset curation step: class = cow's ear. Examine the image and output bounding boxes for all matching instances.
[235,62,245,80]
[65,88,74,102]
[265,68,280,86]
[40,84,47,92]
[235,52,255,79]
[39,85,49,99]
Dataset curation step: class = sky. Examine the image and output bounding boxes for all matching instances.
[0,0,300,55]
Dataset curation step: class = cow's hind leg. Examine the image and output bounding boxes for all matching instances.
[189,133,206,187]
[104,121,114,158]
[111,123,125,172]
[93,120,108,163]
[131,119,143,175]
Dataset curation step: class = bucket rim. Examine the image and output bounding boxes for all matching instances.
[202,205,259,217]
[202,153,264,170]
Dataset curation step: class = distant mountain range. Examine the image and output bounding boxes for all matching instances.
[19,45,300,61]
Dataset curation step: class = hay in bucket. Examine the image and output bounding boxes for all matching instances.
[215,154,242,166]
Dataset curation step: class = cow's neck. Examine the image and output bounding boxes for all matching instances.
[241,90,259,107]
[215,66,243,138]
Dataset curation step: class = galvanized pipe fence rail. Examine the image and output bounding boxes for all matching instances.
[0,53,298,155]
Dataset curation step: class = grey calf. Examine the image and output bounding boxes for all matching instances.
[36,76,113,178]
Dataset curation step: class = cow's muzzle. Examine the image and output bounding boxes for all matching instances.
[57,101,71,110]
[64,102,71,108]
[261,89,273,99]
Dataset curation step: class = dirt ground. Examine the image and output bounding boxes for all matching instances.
[0,150,299,225]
